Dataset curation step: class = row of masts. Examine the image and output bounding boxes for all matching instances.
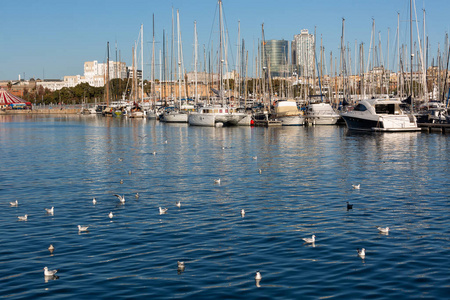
[104,0,450,110]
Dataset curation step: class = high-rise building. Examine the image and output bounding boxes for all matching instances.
[261,40,289,78]
[292,29,315,77]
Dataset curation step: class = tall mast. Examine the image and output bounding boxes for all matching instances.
[171,7,174,102]
[152,15,155,107]
[177,9,182,108]
[219,0,224,104]
[115,41,118,100]
[106,41,110,106]
[141,24,144,101]
[132,45,135,101]
[397,13,401,98]
[194,20,199,105]
[410,0,414,111]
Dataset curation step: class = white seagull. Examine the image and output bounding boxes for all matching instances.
[114,194,125,203]
[357,248,366,258]
[120,179,124,184]
[78,225,89,231]
[258,169,262,174]
[177,261,185,268]
[18,214,28,221]
[214,178,221,184]
[152,151,157,155]
[10,200,18,207]
[255,271,262,280]
[92,198,97,205]
[135,193,140,199]
[376,226,389,234]
[109,212,114,219]
[159,207,168,215]
[176,201,181,208]
[252,156,258,160]
[43,267,58,276]
[302,235,315,243]
[45,207,54,214]
[48,244,55,252]
[163,140,168,144]
[241,209,245,217]
[352,184,360,189]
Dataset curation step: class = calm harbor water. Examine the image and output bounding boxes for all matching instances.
[0,114,449,299]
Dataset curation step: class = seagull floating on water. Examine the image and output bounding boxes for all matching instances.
[128,170,132,175]
[109,212,114,219]
[152,151,157,155]
[163,140,168,144]
[214,178,221,184]
[177,261,185,268]
[302,235,315,244]
[18,215,28,221]
[118,158,123,162]
[352,184,360,189]
[135,193,140,199]
[258,169,262,174]
[241,209,245,217]
[346,202,353,210]
[252,156,257,160]
[159,207,168,215]
[43,266,58,276]
[78,225,89,231]
[376,226,389,234]
[120,179,124,184]
[92,198,97,205]
[114,194,125,203]
[10,200,18,207]
[48,244,54,252]
[255,271,262,280]
[45,207,54,214]
[176,201,181,208]
[357,248,366,258]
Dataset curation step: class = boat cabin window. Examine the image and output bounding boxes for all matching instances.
[375,104,399,115]
[353,104,367,112]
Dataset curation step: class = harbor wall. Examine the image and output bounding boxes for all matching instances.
[0,108,79,115]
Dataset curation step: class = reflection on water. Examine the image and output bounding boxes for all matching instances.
[0,115,449,299]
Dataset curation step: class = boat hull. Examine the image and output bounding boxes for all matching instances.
[342,115,421,132]
[161,112,189,123]
[188,113,216,126]
[277,115,305,126]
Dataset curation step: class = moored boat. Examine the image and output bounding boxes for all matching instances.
[340,98,421,132]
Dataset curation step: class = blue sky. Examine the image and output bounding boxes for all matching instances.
[0,0,448,81]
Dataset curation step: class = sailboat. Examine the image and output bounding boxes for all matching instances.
[161,10,193,123]
[188,0,246,127]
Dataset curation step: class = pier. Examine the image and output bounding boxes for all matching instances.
[419,123,450,133]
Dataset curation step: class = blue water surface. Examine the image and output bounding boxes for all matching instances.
[0,114,449,299]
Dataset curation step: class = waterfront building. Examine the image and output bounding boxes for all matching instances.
[292,29,315,77]
[261,40,289,78]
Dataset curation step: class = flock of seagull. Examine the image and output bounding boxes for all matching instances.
[9,146,390,287]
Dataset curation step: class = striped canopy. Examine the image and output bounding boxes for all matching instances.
[0,88,26,105]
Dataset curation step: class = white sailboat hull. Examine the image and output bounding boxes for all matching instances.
[161,112,189,123]
[188,113,216,126]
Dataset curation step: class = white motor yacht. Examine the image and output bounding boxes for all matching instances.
[305,102,340,125]
[340,98,421,132]
[188,105,247,127]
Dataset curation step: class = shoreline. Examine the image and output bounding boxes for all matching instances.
[0,108,80,115]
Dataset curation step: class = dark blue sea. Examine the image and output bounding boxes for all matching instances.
[0,114,449,299]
